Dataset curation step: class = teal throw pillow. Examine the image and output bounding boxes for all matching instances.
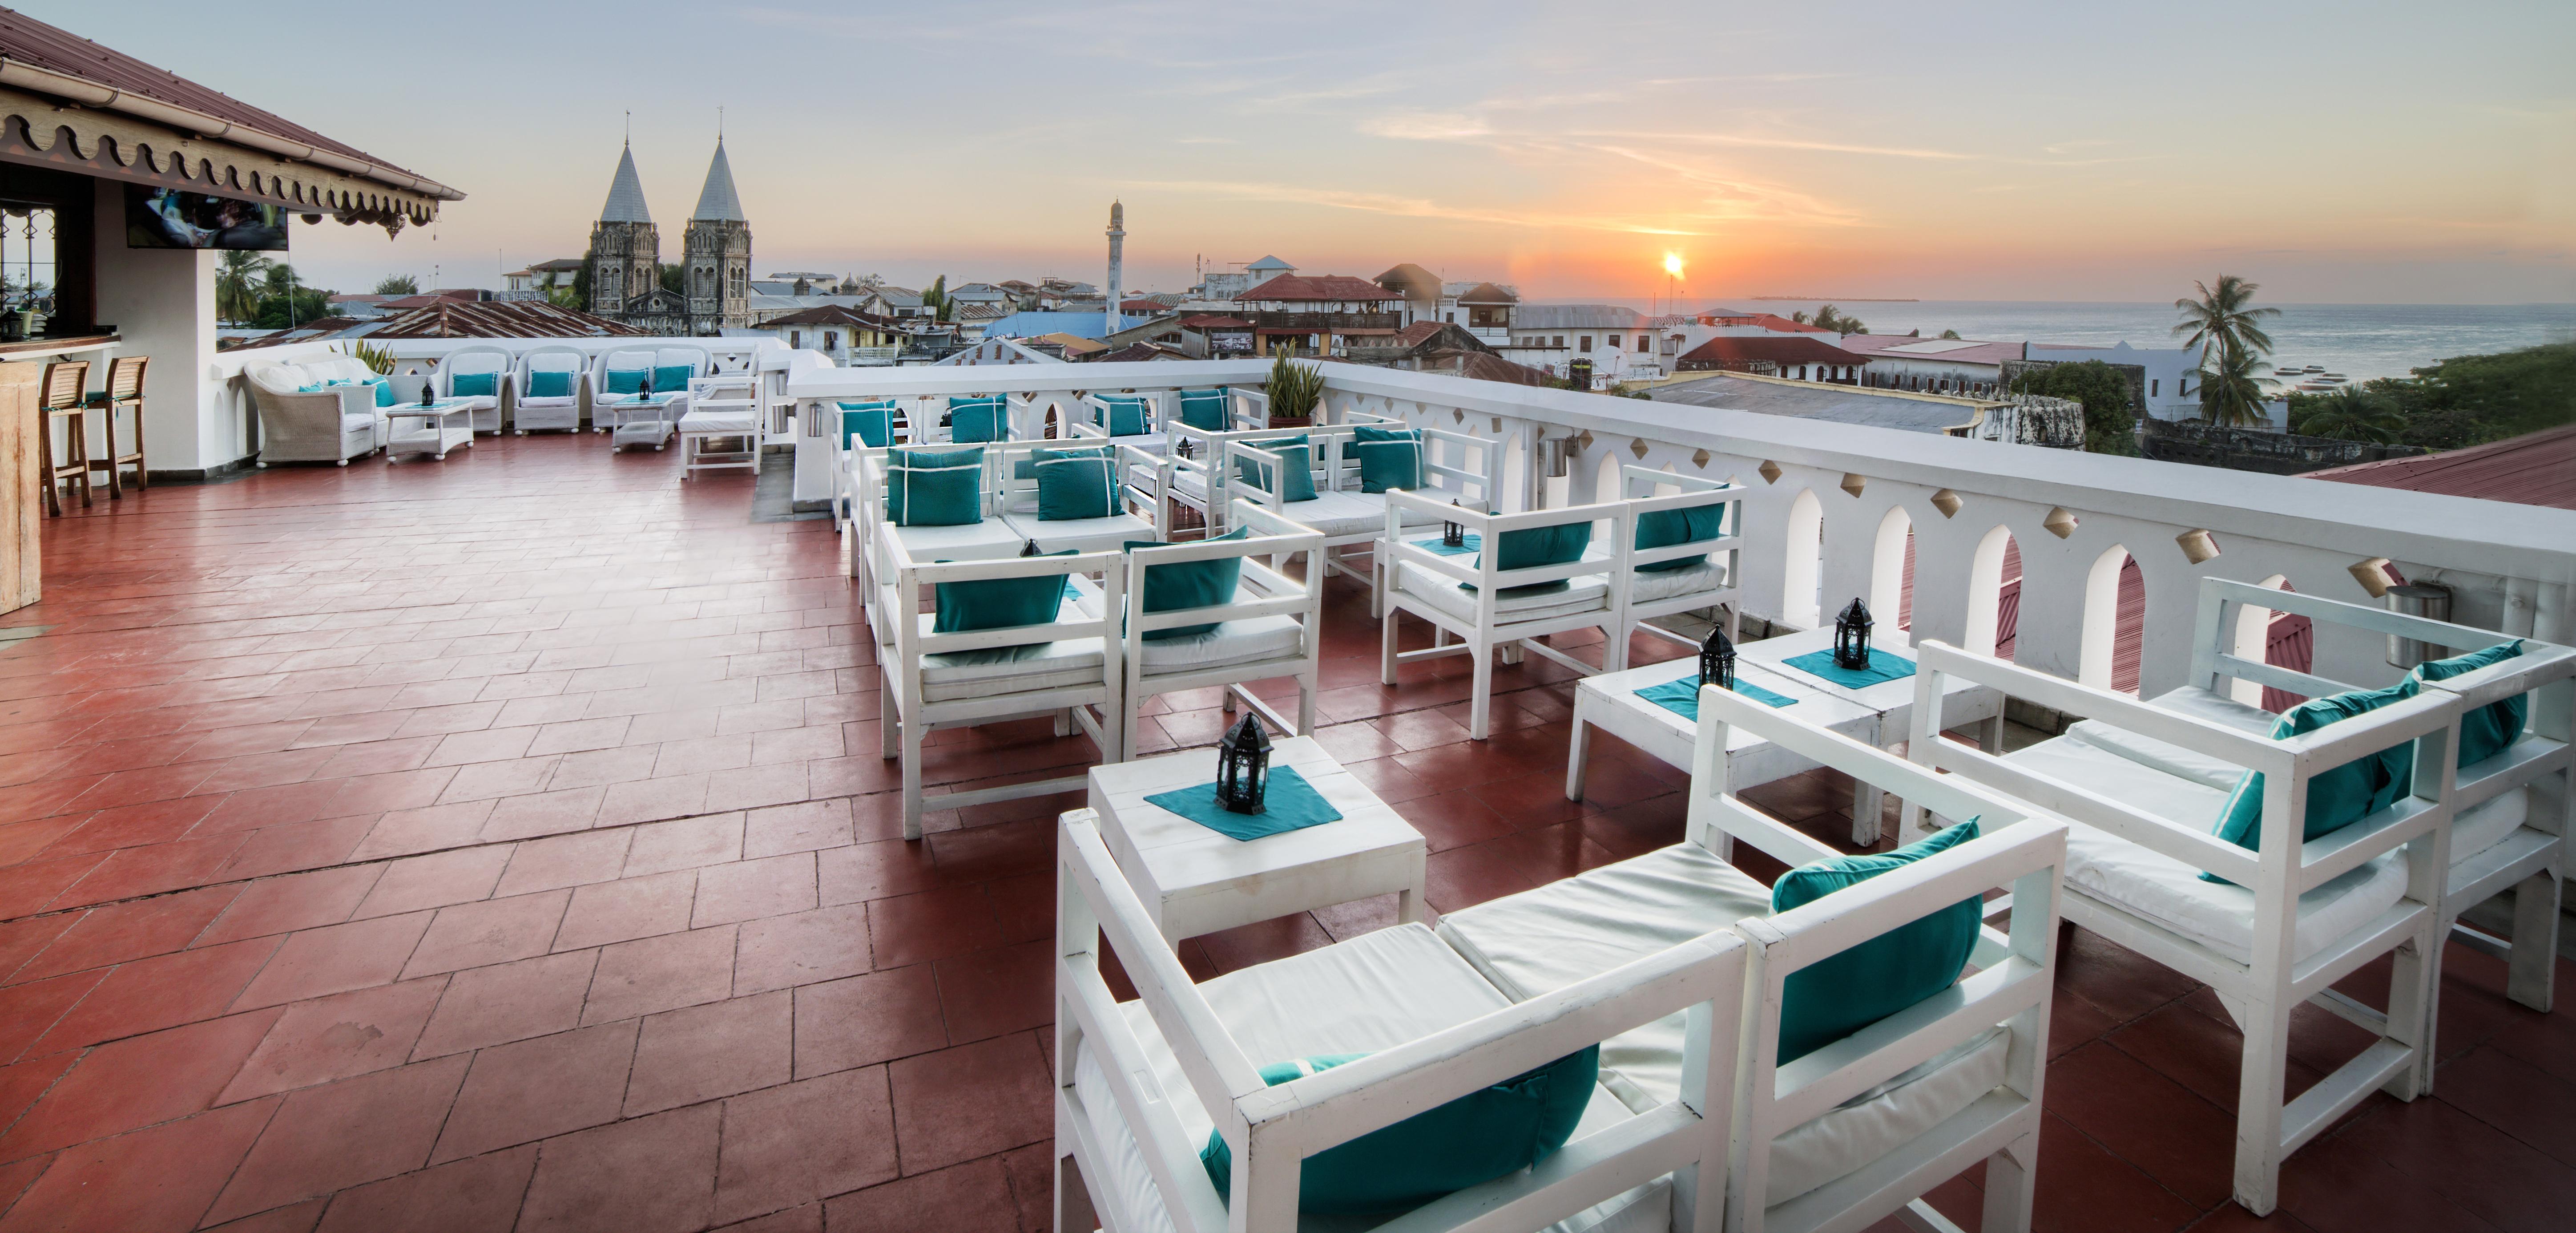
[949,397,1008,443]
[885,445,984,526]
[1635,501,1725,574]
[450,372,498,398]
[1353,425,1424,494]
[1771,819,1984,1064]
[932,551,1074,636]
[1125,527,1248,640]
[297,382,324,393]
[1177,388,1230,432]
[368,375,395,408]
[1199,1045,1599,1214]
[604,368,648,395]
[1464,520,1593,599]
[839,401,895,449]
[2208,681,2421,870]
[1036,446,1119,521]
[527,370,575,399]
[1096,396,1151,437]
[651,363,695,394]
[1234,436,1317,503]
[2407,640,2526,769]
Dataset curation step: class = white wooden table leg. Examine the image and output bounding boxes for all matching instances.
[1566,703,1592,802]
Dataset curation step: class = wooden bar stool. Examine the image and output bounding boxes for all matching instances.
[36,359,92,517]
[83,355,149,497]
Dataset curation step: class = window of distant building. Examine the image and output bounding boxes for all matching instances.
[826,332,839,352]
[789,330,802,349]
[1579,335,1593,352]
[1606,335,1621,349]
[1445,311,1455,323]
[1552,335,1565,348]
[1637,335,1649,349]
[2150,378,2159,397]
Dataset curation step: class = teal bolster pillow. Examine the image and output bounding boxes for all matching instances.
[1096,396,1150,437]
[1466,519,1593,598]
[1771,819,1984,1064]
[604,368,648,395]
[1125,527,1248,640]
[2407,640,2526,768]
[1353,424,1424,494]
[1234,436,1317,502]
[2207,681,2420,870]
[1036,446,1119,521]
[839,400,895,449]
[949,397,1008,443]
[1178,388,1230,432]
[527,370,575,399]
[450,372,498,398]
[363,374,394,407]
[1200,1045,1599,1214]
[931,551,1074,636]
[1635,501,1724,573]
[886,446,983,526]
[651,364,694,393]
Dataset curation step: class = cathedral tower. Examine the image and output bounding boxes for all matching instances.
[587,143,658,319]
[684,139,752,335]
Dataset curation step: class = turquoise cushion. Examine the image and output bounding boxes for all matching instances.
[1353,425,1423,494]
[839,401,895,449]
[2208,681,2420,868]
[1036,445,1119,521]
[1635,501,1725,574]
[1178,389,1230,432]
[1234,436,1317,503]
[651,363,694,393]
[1771,819,1984,1064]
[1466,519,1594,599]
[2407,640,2527,769]
[296,382,324,393]
[1125,527,1248,639]
[932,552,1074,636]
[885,446,983,526]
[450,372,498,398]
[949,398,1008,443]
[367,375,394,408]
[604,368,648,395]
[1096,396,1150,437]
[1200,1045,1599,1214]
[527,370,575,399]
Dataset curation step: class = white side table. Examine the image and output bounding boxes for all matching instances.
[1570,660,1879,803]
[386,401,476,461]
[1086,736,1427,943]
[1736,626,2007,843]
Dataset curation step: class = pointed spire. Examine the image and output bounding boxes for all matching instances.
[692,138,746,222]
[600,142,651,224]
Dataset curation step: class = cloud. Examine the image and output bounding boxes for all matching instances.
[1129,179,1705,235]
[1359,112,1494,141]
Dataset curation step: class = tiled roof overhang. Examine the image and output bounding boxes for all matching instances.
[0,76,459,234]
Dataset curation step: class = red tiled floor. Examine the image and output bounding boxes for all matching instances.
[0,436,2549,1232]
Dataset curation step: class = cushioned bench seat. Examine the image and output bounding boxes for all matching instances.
[1068,923,1668,1233]
[1137,609,1305,676]
[679,408,757,434]
[999,510,1156,555]
[883,520,1028,562]
[913,591,1104,703]
[1392,562,1610,625]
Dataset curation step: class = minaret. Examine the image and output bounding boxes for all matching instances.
[1105,199,1125,338]
[684,137,753,336]
[587,141,657,319]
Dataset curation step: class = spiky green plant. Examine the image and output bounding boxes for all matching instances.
[1265,344,1325,423]
[348,340,397,376]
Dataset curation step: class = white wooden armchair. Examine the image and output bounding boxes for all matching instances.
[1611,466,1747,658]
[1118,500,1326,759]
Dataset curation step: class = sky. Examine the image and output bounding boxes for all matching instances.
[37,0,2576,303]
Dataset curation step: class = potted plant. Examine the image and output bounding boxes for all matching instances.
[1264,343,1324,428]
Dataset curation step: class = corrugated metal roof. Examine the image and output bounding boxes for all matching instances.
[1836,334,2022,365]
[2307,424,2576,510]
[1238,275,1403,303]
[365,301,648,339]
[692,140,746,222]
[601,145,652,224]
[1648,373,1980,434]
[1678,336,1866,366]
[1516,303,1654,330]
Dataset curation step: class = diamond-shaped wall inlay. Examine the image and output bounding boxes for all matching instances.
[1691,449,1710,469]
[1840,473,1866,498]
[1930,489,1962,518]
[2043,507,2078,539]
[1629,438,1649,460]
[2177,528,2221,564]
[1758,461,1782,484]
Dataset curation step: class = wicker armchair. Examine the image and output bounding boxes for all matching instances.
[246,360,378,466]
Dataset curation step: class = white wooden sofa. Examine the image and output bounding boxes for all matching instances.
[513,346,590,434]
[1118,501,1327,758]
[995,440,1166,554]
[1436,687,2066,1233]
[1149,411,1414,542]
[1901,607,2474,1215]
[847,445,1031,593]
[1056,807,1749,1233]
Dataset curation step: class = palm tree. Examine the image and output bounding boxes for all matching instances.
[215,250,270,323]
[2172,274,2281,365]
[2296,387,2405,442]
[372,274,419,296]
[2196,344,2274,427]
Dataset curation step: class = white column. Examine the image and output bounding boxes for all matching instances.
[94,189,225,474]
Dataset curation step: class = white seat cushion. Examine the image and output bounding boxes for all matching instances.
[1627,557,1732,604]
[681,409,758,433]
[884,520,1027,562]
[1394,561,1611,626]
[1068,923,1665,1233]
[914,592,1104,703]
[1140,611,1306,674]
[1436,844,2009,1205]
[339,412,377,433]
[1280,490,1387,538]
[1142,465,1211,504]
[2146,685,2278,735]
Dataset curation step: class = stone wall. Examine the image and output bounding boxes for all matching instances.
[2139,416,2426,474]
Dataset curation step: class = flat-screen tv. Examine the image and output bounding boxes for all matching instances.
[126,186,289,251]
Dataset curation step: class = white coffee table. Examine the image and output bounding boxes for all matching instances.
[1086,736,1427,943]
[605,393,685,450]
[386,400,476,461]
[1569,659,1879,810]
[1736,626,2006,843]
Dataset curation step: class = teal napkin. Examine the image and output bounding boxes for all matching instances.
[1411,533,1480,557]
[1636,675,1796,720]
[1783,647,1915,688]
[1145,765,1343,841]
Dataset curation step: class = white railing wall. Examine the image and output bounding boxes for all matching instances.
[790,359,2576,702]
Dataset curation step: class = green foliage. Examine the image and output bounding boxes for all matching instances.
[214,251,270,324]
[2172,274,2281,362]
[347,340,397,376]
[1265,344,1326,421]
[2196,344,2274,427]
[372,274,418,296]
[659,263,685,295]
[2012,360,2138,455]
[924,275,948,321]
[252,287,332,329]
[2301,343,2576,450]
[570,258,591,308]
[1938,328,1962,340]
[1810,304,1868,335]
[2288,386,2405,443]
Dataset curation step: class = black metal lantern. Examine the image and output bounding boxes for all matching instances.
[1213,713,1273,815]
[1443,499,1465,549]
[1834,598,1874,670]
[1699,626,1736,690]
[639,369,655,399]
[419,377,435,406]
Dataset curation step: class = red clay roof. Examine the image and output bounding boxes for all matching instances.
[2307,424,2576,510]
[1178,315,1252,329]
[365,301,647,339]
[1702,312,1834,334]
[762,304,903,329]
[1677,336,1867,366]
[1238,274,1404,303]
[0,8,431,180]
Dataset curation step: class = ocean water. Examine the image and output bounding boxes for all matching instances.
[1557,299,2576,383]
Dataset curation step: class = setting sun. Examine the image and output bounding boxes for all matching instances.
[1662,252,1686,280]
